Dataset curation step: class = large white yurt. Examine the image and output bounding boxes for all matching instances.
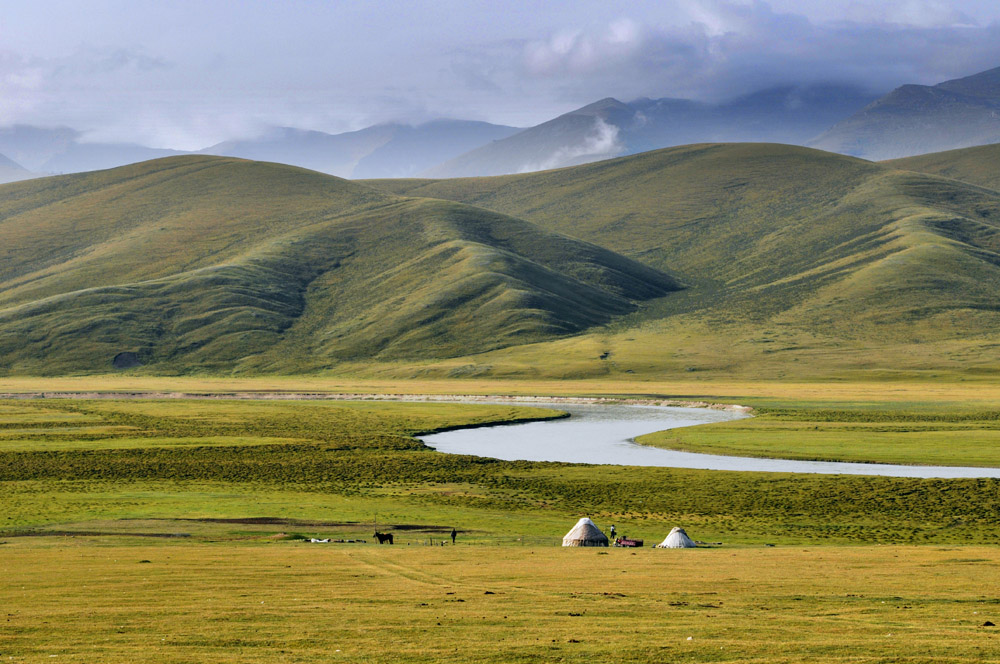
[562,517,609,547]
[657,527,697,548]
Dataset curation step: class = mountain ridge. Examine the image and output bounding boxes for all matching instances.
[810,66,1000,160]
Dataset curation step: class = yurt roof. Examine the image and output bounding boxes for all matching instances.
[562,517,608,544]
[658,526,697,548]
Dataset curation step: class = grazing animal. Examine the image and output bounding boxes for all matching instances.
[374,530,394,544]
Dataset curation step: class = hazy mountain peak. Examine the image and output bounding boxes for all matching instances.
[573,97,629,115]
[809,64,1000,161]
[936,65,1000,99]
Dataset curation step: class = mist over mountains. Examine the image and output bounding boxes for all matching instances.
[199,120,520,179]
[425,84,877,177]
[0,65,998,183]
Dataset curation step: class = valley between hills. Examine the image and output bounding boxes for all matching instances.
[3,141,1000,379]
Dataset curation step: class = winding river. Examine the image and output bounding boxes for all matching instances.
[420,402,1000,478]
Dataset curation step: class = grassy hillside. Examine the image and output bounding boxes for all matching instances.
[361,143,1000,377]
[0,156,677,374]
[9,144,1000,377]
[884,142,1000,191]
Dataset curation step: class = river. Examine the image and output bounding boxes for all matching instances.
[419,402,1000,478]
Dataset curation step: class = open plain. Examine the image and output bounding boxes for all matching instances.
[1,378,1000,662]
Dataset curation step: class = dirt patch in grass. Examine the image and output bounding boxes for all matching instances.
[0,529,191,538]
[145,517,459,532]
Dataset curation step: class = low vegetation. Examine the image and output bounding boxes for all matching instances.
[640,400,1000,467]
[3,395,1000,546]
[4,543,998,663]
[885,141,1000,191]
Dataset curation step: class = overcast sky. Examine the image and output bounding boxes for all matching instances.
[2,0,999,148]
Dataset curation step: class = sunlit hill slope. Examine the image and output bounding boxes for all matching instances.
[884,142,1000,192]
[0,156,677,374]
[6,143,1000,377]
[363,143,1000,377]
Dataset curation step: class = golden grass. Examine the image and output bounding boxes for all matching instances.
[4,375,1000,404]
[2,540,998,663]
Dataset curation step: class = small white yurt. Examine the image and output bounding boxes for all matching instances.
[657,527,697,548]
[562,517,609,547]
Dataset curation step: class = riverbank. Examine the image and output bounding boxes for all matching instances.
[0,390,753,414]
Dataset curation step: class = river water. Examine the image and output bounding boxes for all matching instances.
[419,402,1000,478]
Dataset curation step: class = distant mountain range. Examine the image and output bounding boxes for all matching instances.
[424,84,877,176]
[0,125,182,178]
[199,120,520,178]
[810,66,1000,160]
[1,65,999,181]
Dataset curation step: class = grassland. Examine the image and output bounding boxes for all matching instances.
[4,543,999,663]
[0,155,676,374]
[360,143,1000,379]
[639,395,1000,467]
[886,142,1000,191]
[4,393,1000,546]
[3,385,1000,662]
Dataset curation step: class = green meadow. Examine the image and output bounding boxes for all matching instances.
[4,143,1000,379]
[4,139,1000,661]
[4,392,1000,546]
[2,384,1000,662]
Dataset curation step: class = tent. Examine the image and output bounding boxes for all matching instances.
[657,527,697,548]
[562,517,609,547]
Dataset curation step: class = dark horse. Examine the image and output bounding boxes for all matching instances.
[374,530,394,544]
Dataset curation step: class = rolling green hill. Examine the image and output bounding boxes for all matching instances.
[884,143,1000,192]
[361,143,1000,378]
[8,145,1000,378]
[0,156,678,374]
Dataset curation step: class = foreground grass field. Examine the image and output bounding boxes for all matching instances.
[3,381,1000,662]
[3,542,999,663]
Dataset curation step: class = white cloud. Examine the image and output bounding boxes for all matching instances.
[522,19,650,76]
[0,1,999,147]
[517,117,623,173]
[509,1,1000,104]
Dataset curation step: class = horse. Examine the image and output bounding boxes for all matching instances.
[374,530,394,544]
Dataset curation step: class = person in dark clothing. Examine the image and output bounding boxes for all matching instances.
[451,528,457,544]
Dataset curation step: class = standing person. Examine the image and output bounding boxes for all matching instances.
[609,524,616,540]
[451,528,457,544]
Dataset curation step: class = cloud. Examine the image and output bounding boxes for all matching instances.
[510,1,1000,103]
[522,19,650,76]
[517,117,623,173]
[0,1,999,148]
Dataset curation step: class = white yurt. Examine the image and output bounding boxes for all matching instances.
[657,527,697,548]
[562,517,609,547]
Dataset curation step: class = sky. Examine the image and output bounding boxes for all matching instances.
[1,0,999,149]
